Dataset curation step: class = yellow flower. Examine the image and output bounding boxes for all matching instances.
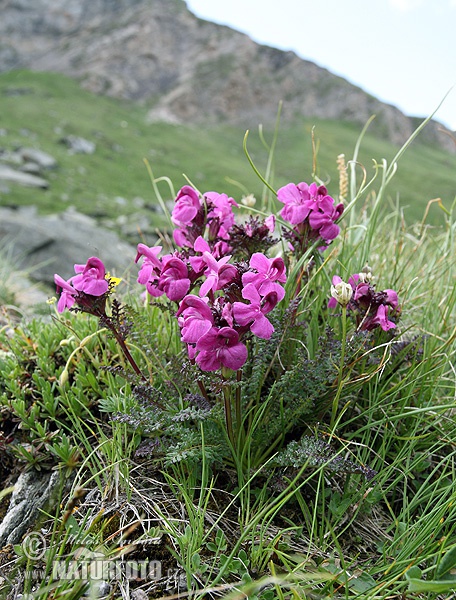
[106,273,122,287]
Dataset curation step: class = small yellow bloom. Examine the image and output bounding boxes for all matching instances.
[106,273,122,287]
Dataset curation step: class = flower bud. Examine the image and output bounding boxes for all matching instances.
[59,368,69,386]
[359,265,374,284]
[330,279,353,307]
[240,194,256,207]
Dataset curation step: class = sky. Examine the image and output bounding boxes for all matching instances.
[186,0,456,130]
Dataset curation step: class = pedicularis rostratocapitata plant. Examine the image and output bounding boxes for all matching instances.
[53,177,399,478]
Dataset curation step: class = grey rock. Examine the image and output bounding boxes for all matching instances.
[60,135,96,154]
[0,206,137,286]
[20,147,57,169]
[84,581,111,597]
[20,161,42,174]
[0,469,60,546]
[119,215,151,238]
[131,591,149,600]
[7,273,50,310]
[0,164,48,188]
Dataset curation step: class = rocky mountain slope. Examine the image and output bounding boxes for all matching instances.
[0,0,453,152]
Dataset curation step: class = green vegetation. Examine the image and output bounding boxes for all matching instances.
[0,72,455,599]
[0,70,454,229]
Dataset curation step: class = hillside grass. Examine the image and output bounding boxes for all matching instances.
[0,70,454,231]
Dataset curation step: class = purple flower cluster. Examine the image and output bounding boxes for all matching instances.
[54,257,110,314]
[53,185,289,373]
[136,239,286,371]
[277,181,344,251]
[163,181,344,368]
[55,181,390,372]
[132,185,287,371]
[135,244,192,302]
[329,273,400,332]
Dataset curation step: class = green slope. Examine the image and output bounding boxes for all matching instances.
[0,70,454,231]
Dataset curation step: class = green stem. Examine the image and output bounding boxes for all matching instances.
[235,369,242,430]
[223,383,235,447]
[330,304,347,430]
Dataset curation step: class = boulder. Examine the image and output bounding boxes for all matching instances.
[0,164,48,188]
[0,470,61,546]
[0,206,137,287]
[19,147,57,169]
[60,135,96,154]
[20,161,42,174]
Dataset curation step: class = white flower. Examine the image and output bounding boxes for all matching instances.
[240,194,256,207]
[330,278,353,307]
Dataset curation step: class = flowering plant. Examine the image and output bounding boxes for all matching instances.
[54,174,400,475]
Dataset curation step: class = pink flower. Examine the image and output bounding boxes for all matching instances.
[159,257,190,302]
[329,272,400,332]
[172,186,201,227]
[211,240,232,259]
[221,300,234,328]
[233,283,278,339]
[353,282,372,309]
[278,182,329,225]
[135,245,191,302]
[190,236,212,272]
[264,215,276,232]
[54,274,77,313]
[308,196,344,243]
[177,295,214,343]
[72,257,109,296]
[206,191,238,239]
[195,327,247,371]
[206,191,238,221]
[277,183,312,225]
[54,257,110,316]
[278,181,344,250]
[173,227,190,248]
[135,244,164,298]
[193,237,210,253]
[192,237,237,297]
[370,305,396,331]
[384,289,399,309]
[242,253,286,299]
[135,244,163,286]
[186,343,197,360]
